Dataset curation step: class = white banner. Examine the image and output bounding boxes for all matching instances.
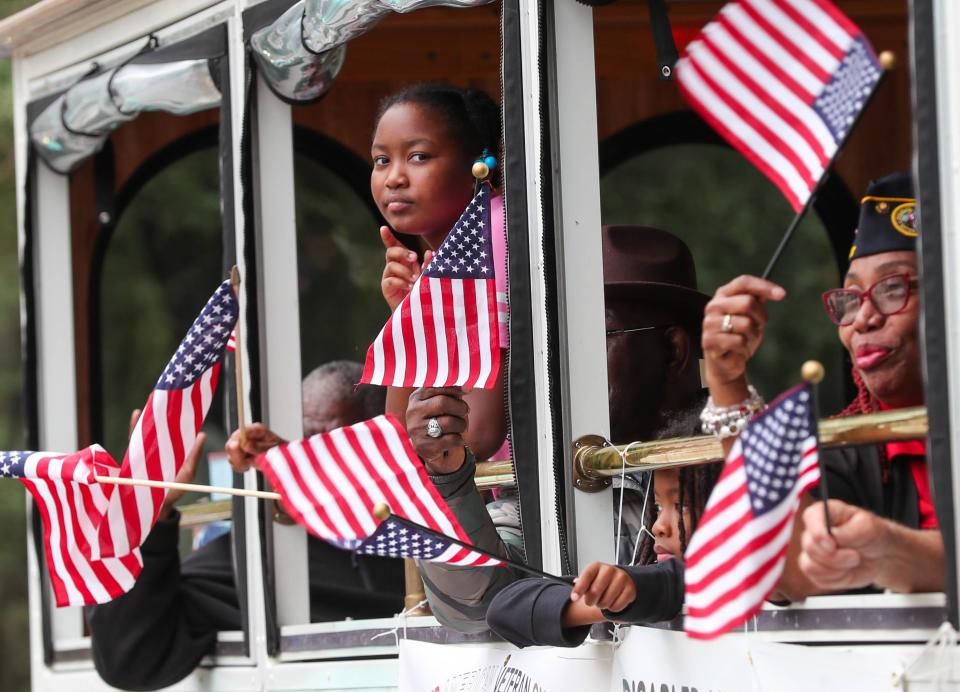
[612,627,900,692]
[399,638,612,692]
[400,627,906,691]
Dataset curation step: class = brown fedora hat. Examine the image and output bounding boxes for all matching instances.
[602,225,710,324]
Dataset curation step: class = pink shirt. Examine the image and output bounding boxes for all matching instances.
[490,194,511,462]
[491,194,509,348]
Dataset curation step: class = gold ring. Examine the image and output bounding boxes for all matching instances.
[721,314,734,333]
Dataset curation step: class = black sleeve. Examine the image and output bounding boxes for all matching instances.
[486,561,685,649]
[819,445,891,517]
[820,447,869,508]
[87,513,241,691]
[486,579,591,648]
[601,559,684,623]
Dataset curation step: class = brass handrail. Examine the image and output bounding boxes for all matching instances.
[178,499,233,527]
[474,459,515,489]
[571,406,927,490]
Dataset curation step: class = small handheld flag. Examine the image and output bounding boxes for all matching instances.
[260,415,502,566]
[684,382,821,639]
[99,279,238,558]
[2,279,239,605]
[370,504,572,585]
[675,0,884,213]
[361,186,501,389]
[1,446,142,607]
[260,415,570,583]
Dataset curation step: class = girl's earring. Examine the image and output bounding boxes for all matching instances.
[472,149,496,194]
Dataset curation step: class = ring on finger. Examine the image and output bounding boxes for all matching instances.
[721,313,734,333]
[426,417,443,439]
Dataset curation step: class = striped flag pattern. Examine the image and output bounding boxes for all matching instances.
[260,415,503,567]
[0,447,142,607]
[684,383,821,639]
[675,0,882,211]
[98,280,238,558]
[361,185,500,389]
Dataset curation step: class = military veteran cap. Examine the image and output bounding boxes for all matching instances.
[849,171,917,261]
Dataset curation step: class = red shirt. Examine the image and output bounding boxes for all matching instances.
[879,404,937,529]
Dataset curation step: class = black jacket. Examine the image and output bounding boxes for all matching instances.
[821,444,921,529]
[486,559,684,648]
[87,512,404,691]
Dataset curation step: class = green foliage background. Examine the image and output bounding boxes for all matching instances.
[0,5,42,692]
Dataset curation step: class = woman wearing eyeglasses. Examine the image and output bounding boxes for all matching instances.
[700,171,944,600]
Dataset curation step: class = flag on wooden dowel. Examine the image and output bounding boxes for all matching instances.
[259,415,504,567]
[675,0,882,212]
[360,185,500,389]
[0,446,142,607]
[684,383,821,639]
[98,279,238,558]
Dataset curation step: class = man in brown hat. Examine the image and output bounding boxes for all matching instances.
[404,226,709,633]
[602,225,708,444]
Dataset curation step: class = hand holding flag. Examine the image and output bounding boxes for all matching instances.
[259,414,503,566]
[361,186,500,389]
[259,415,571,584]
[0,279,239,606]
[684,382,821,639]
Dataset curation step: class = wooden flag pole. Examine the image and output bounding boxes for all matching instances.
[95,475,281,501]
[761,51,896,281]
[230,266,246,447]
[801,360,832,536]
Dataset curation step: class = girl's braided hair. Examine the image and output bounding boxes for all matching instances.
[375,82,502,185]
[634,369,887,565]
[636,462,725,566]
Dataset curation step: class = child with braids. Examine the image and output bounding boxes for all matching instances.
[371,82,509,462]
[485,463,722,648]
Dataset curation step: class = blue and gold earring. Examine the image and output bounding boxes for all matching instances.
[472,149,497,193]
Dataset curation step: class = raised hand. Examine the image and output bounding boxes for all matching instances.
[224,423,286,474]
[405,386,469,474]
[702,274,785,399]
[799,499,893,591]
[380,226,433,311]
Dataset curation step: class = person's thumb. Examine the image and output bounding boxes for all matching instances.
[380,225,403,249]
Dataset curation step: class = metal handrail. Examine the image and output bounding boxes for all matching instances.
[571,406,927,490]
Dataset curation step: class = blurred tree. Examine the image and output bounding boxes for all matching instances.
[0,3,49,692]
[100,147,223,459]
[295,153,384,374]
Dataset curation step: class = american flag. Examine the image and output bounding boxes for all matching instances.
[259,414,503,567]
[0,446,142,607]
[98,280,238,558]
[357,514,503,565]
[361,186,500,389]
[684,383,821,639]
[675,0,882,211]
